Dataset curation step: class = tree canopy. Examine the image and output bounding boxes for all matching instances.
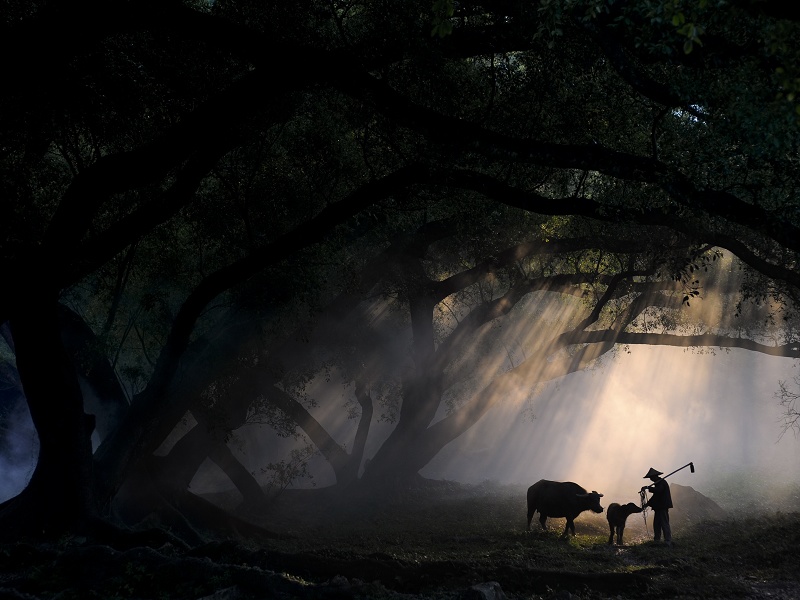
[1,0,799,541]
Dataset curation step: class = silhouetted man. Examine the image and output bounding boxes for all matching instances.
[642,467,673,546]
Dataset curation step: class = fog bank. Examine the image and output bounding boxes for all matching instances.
[421,345,800,505]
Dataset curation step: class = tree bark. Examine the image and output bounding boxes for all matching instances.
[361,263,444,486]
[0,293,96,538]
[58,303,129,440]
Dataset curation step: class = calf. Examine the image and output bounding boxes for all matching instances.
[606,502,643,545]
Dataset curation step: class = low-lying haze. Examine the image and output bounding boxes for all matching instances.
[2,345,799,512]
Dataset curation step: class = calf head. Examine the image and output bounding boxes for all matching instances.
[576,490,604,513]
[622,502,643,515]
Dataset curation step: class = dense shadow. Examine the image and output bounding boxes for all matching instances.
[1,479,799,599]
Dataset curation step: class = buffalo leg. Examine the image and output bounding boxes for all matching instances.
[527,508,535,531]
[539,514,548,530]
[608,523,614,544]
[562,518,575,537]
[617,525,625,545]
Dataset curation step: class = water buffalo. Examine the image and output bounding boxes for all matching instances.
[606,502,643,545]
[526,479,604,537]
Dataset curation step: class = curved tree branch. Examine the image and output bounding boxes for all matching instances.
[93,162,429,500]
[334,72,800,254]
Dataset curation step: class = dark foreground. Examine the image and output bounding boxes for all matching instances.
[1,481,799,599]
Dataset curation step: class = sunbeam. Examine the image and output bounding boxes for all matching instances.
[422,345,800,506]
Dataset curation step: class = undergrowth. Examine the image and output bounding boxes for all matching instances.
[1,482,798,599]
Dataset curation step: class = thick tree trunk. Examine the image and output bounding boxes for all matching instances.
[0,295,96,538]
[360,374,444,486]
[361,283,443,486]
[58,303,129,440]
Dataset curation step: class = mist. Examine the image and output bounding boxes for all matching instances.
[0,398,37,502]
[171,345,800,514]
[2,330,799,512]
[422,345,800,509]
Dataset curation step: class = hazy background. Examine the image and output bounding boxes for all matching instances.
[422,345,800,503]
[205,344,798,506]
[2,344,799,511]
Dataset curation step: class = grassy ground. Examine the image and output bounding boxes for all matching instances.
[227,479,800,599]
[1,480,799,599]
